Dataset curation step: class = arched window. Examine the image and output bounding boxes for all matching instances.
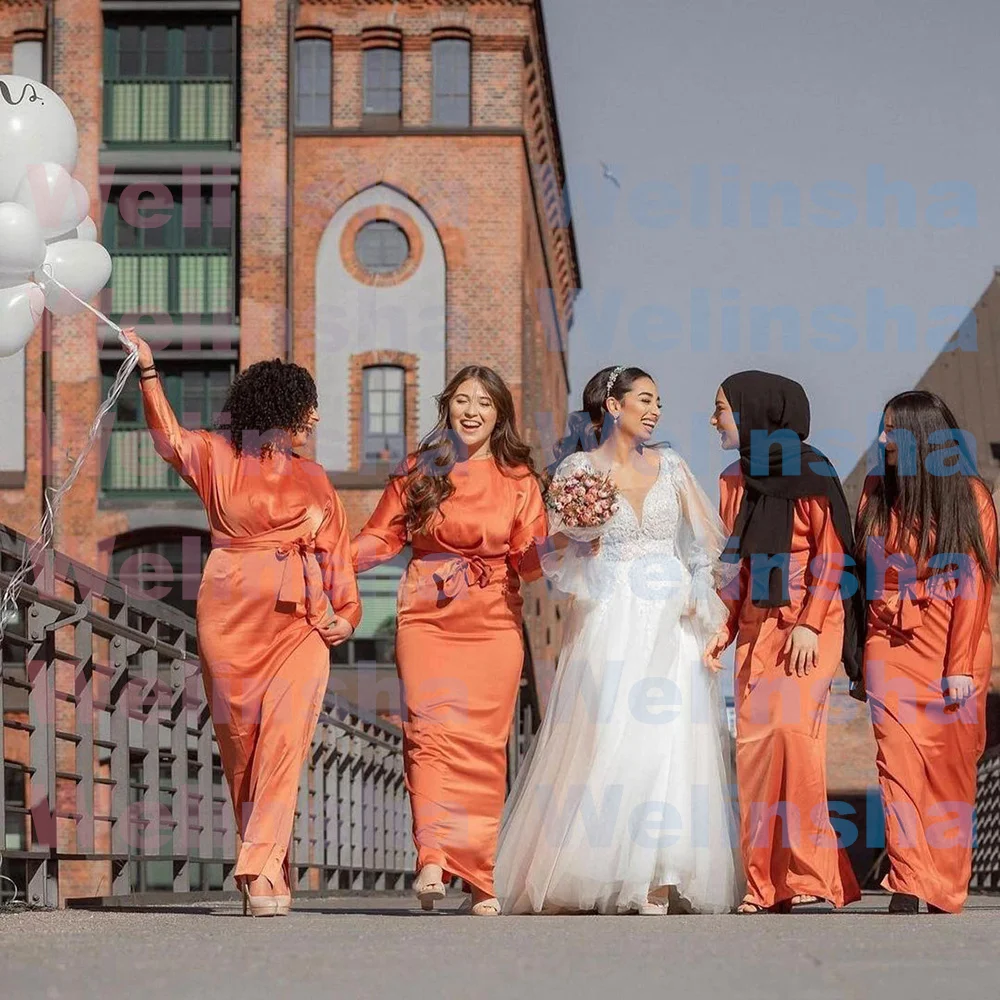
[432,37,471,127]
[364,46,402,123]
[295,35,331,126]
[110,530,212,618]
[362,365,406,466]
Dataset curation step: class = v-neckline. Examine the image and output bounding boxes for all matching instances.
[590,452,662,530]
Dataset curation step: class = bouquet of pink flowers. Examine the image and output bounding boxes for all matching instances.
[545,468,619,541]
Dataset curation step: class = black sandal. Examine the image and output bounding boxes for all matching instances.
[888,892,920,914]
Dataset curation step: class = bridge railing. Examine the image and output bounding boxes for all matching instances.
[972,743,1000,892]
[0,524,414,907]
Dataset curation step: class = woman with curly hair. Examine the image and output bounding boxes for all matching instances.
[122,329,360,917]
[352,366,548,916]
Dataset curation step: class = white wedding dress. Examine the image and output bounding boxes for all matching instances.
[495,447,743,914]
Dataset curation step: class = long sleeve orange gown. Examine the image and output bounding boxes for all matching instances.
[860,477,997,912]
[141,377,361,888]
[351,458,547,898]
[719,463,861,909]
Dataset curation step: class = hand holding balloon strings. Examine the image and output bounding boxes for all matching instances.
[0,73,137,639]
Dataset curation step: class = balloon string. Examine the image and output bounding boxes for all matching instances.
[0,278,138,643]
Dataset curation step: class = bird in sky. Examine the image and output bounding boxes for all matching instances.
[600,161,621,188]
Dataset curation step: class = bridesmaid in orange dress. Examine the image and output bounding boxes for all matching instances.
[857,391,997,914]
[122,330,361,917]
[352,366,547,916]
[705,371,863,913]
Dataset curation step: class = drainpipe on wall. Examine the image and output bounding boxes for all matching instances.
[285,0,297,363]
[40,0,55,527]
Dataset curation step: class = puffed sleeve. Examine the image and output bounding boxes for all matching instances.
[670,450,734,639]
[796,496,845,634]
[507,472,549,582]
[315,482,362,630]
[140,375,213,497]
[717,468,748,648]
[351,472,409,573]
[944,481,998,678]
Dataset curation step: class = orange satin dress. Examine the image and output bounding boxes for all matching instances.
[352,458,547,897]
[860,477,997,912]
[141,377,361,887]
[719,463,861,909]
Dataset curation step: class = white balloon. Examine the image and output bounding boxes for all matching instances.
[75,216,97,241]
[14,162,89,239]
[0,201,46,279]
[37,239,112,316]
[0,281,44,357]
[0,75,78,202]
[47,214,97,244]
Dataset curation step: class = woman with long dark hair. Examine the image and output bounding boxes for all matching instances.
[121,329,360,917]
[857,390,997,914]
[705,370,863,913]
[351,366,548,916]
[496,366,740,915]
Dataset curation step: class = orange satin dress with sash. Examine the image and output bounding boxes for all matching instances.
[719,463,861,909]
[352,458,547,897]
[141,377,361,886]
[860,476,997,912]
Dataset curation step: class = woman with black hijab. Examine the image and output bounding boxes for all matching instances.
[705,371,863,914]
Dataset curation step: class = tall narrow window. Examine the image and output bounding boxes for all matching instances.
[362,366,406,466]
[363,47,402,123]
[432,38,470,127]
[295,36,331,127]
[12,35,44,82]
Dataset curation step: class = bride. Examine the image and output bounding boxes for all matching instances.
[495,365,742,915]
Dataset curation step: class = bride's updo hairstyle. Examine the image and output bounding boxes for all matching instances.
[548,365,654,472]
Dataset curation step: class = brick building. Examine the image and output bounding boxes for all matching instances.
[0,0,578,722]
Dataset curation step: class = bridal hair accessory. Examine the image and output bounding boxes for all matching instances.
[604,366,626,400]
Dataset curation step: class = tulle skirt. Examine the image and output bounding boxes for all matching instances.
[495,558,743,914]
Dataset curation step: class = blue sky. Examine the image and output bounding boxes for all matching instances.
[542,0,1000,485]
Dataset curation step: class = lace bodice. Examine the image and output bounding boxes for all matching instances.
[553,448,682,561]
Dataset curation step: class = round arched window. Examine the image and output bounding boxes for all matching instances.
[354,220,410,275]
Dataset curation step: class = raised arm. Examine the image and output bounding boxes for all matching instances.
[351,473,409,573]
[124,329,212,496]
[507,473,549,583]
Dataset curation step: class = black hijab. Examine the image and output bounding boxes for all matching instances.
[720,371,865,698]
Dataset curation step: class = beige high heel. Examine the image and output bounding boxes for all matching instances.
[240,875,285,918]
[414,865,446,912]
[470,897,501,916]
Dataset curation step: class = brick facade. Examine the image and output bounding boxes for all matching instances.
[1,0,578,902]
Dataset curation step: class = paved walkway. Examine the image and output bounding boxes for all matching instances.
[3,892,999,1000]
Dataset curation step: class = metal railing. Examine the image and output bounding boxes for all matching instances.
[972,744,1000,891]
[0,524,414,906]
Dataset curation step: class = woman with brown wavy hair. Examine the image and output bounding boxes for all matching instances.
[352,366,547,916]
